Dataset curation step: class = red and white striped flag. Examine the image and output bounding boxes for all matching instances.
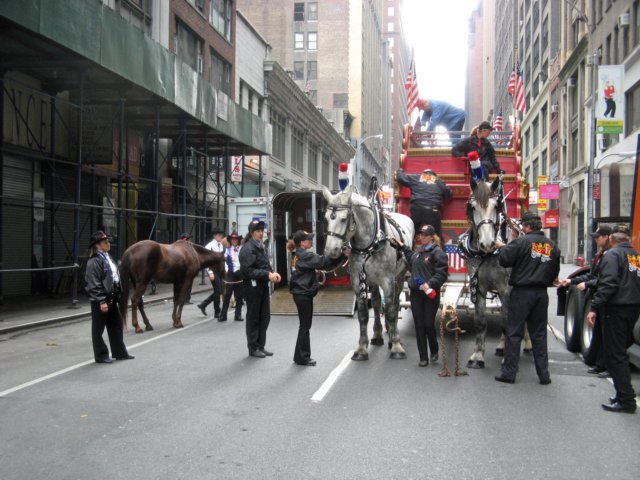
[444,244,466,273]
[508,62,527,114]
[405,53,419,114]
[493,108,503,131]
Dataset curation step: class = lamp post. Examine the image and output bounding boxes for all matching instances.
[354,134,383,192]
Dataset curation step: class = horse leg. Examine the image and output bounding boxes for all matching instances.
[468,294,487,368]
[172,281,190,328]
[352,296,371,361]
[370,287,384,346]
[384,282,406,359]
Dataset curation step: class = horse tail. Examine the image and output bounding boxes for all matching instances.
[118,253,131,329]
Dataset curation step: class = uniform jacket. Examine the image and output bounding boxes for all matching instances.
[402,243,449,291]
[289,248,340,297]
[591,242,640,310]
[85,252,118,303]
[498,230,560,287]
[239,238,274,283]
[397,170,452,210]
[452,135,502,175]
[421,100,466,132]
[571,249,607,291]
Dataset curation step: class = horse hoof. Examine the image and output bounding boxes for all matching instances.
[523,348,532,354]
[145,326,154,331]
[467,360,485,369]
[495,348,504,357]
[370,338,384,346]
[389,352,406,360]
[135,328,143,334]
[351,352,369,361]
[173,324,184,329]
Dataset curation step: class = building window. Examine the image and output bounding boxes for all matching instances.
[307,61,317,80]
[333,93,348,108]
[532,36,539,68]
[292,127,304,173]
[307,32,317,50]
[550,133,558,178]
[571,129,579,171]
[270,110,286,163]
[533,158,539,188]
[210,0,232,42]
[541,16,549,52]
[176,19,201,71]
[187,0,204,13]
[294,3,304,21]
[308,142,318,181]
[308,2,318,21]
[532,117,539,146]
[210,50,231,94]
[294,61,304,80]
[322,153,330,186]
[541,149,548,176]
[626,79,640,135]
[541,103,548,138]
[388,6,394,17]
[294,32,304,50]
[634,1,640,47]
[387,22,394,32]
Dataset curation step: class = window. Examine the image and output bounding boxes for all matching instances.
[294,3,304,21]
[387,22,394,32]
[388,6,394,16]
[292,127,304,172]
[541,16,549,52]
[533,158,539,188]
[210,0,232,41]
[541,104,548,138]
[541,149,547,176]
[210,50,231,94]
[294,61,304,80]
[187,0,204,12]
[634,1,640,48]
[532,117,539,146]
[294,33,304,50]
[550,134,558,178]
[308,142,318,181]
[626,80,640,135]
[176,20,201,70]
[307,32,317,50]
[333,93,348,108]
[322,153,330,186]
[532,36,539,68]
[307,61,317,80]
[571,129,579,171]
[270,110,286,163]
[308,2,318,21]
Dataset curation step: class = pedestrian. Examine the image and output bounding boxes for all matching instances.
[84,230,134,364]
[494,211,560,385]
[394,225,449,367]
[396,168,452,237]
[587,224,640,414]
[239,220,281,358]
[219,231,244,322]
[558,225,612,375]
[198,226,225,319]
[288,230,344,366]
[418,99,466,141]
[452,121,504,181]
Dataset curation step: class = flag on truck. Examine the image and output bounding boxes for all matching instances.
[493,108,503,131]
[444,244,466,272]
[508,62,527,114]
[405,52,419,114]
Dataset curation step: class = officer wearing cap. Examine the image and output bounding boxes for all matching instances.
[587,224,640,413]
[396,168,452,237]
[452,121,504,181]
[239,220,281,358]
[84,231,134,363]
[219,231,244,322]
[559,225,612,375]
[494,212,560,384]
[288,230,344,366]
[198,226,226,319]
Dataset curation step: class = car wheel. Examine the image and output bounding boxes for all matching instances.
[580,296,594,358]
[564,286,583,352]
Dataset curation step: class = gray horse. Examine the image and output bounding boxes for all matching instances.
[322,186,414,360]
[462,177,531,368]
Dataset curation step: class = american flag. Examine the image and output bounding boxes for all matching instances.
[444,244,466,273]
[405,52,419,114]
[508,62,527,114]
[493,108,503,131]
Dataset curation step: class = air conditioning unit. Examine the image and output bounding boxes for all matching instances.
[561,138,568,147]
[197,55,204,74]
[567,78,576,88]
[586,54,595,66]
[551,104,559,114]
[619,13,630,28]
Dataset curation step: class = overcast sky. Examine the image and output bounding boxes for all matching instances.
[402,0,479,110]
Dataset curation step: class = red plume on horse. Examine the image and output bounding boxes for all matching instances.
[119,240,225,333]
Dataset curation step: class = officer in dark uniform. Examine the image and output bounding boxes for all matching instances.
[84,231,134,364]
[452,121,504,180]
[239,220,281,358]
[494,212,560,384]
[396,168,452,236]
[588,225,640,414]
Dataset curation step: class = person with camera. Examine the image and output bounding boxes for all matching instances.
[85,230,134,364]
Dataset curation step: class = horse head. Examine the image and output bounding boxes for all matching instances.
[468,177,502,254]
[322,185,356,259]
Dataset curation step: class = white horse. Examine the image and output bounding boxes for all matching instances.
[461,177,532,368]
[322,186,414,360]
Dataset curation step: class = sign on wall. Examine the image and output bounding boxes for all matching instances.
[231,156,243,183]
[596,65,624,134]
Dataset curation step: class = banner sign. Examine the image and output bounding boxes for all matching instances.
[544,209,559,228]
[539,183,559,199]
[596,65,624,134]
[231,156,243,183]
[537,176,548,211]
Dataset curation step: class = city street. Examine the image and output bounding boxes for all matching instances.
[1,267,639,479]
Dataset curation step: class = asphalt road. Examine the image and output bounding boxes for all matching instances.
[1,282,639,480]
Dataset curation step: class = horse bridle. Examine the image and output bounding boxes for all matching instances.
[326,205,355,242]
[469,195,502,237]
[326,202,382,255]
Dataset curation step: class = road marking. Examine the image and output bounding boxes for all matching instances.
[0,318,211,398]
[311,350,353,403]
[548,324,565,343]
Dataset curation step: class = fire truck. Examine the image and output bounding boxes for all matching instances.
[395,124,529,305]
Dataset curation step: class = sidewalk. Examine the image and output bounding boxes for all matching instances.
[0,279,214,335]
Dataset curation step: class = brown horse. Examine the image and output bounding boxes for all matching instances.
[119,240,225,333]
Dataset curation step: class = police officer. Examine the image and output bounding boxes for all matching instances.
[85,231,134,364]
[494,212,560,384]
[239,220,281,358]
[219,231,244,322]
[396,168,452,237]
[198,226,225,319]
[588,225,640,414]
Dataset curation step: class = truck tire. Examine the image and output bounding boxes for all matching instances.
[564,286,584,352]
[580,296,595,358]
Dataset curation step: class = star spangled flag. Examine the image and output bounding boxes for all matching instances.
[444,244,466,272]
[493,108,503,131]
[508,62,527,114]
[405,52,419,114]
